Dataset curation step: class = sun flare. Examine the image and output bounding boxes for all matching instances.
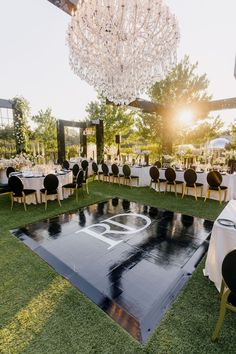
[178,109,194,126]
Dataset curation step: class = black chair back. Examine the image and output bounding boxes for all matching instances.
[8,176,23,195]
[92,162,98,173]
[102,163,109,176]
[111,164,119,176]
[76,170,84,187]
[184,169,197,185]
[62,160,70,170]
[207,171,222,188]
[149,166,159,181]
[6,166,15,178]
[222,249,236,295]
[72,164,80,177]
[154,161,162,168]
[43,174,59,191]
[81,160,89,171]
[165,167,176,183]
[123,164,131,177]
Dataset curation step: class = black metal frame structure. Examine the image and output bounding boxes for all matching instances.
[56,119,104,164]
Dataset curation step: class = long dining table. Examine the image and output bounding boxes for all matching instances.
[104,165,235,201]
[204,199,236,291]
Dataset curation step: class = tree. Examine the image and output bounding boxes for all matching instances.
[229,119,236,150]
[139,55,211,154]
[12,96,30,153]
[32,108,57,151]
[181,116,223,145]
[85,96,135,148]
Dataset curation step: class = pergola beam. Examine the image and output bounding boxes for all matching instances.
[47,0,76,15]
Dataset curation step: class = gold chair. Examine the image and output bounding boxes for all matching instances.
[182,168,203,200]
[62,170,84,202]
[204,171,228,204]
[8,176,37,211]
[165,167,184,196]
[212,249,236,341]
[149,166,166,191]
[40,174,61,211]
[122,164,139,187]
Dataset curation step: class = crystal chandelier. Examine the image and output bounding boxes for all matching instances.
[67,0,180,105]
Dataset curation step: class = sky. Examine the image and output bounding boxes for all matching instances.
[0,0,235,127]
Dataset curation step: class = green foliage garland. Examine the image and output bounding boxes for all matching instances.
[12,96,30,153]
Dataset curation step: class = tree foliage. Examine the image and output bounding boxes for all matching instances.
[181,116,223,144]
[31,108,57,150]
[138,56,212,153]
[85,96,135,148]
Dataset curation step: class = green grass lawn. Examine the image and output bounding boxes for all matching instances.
[0,181,235,354]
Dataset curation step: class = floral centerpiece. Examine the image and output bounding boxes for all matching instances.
[0,154,32,171]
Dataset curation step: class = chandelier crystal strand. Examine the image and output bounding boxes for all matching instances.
[67,0,180,105]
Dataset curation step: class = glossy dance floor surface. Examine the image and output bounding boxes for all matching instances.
[12,199,213,343]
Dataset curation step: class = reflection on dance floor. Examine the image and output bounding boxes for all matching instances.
[12,199,213,343]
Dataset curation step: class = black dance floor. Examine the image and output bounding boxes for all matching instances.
[11,199,213,343]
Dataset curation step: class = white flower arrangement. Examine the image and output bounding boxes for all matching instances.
[0,154,32,170]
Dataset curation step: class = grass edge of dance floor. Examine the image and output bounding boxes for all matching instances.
[0,181,235,354]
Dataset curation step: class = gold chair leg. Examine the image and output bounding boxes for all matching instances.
[224,189,228,203]
[57,194,61,207]
[218,188,222,205]
[182,185,185,198]
[11,194,14,210]
[204,189,210,202]
[174,183,177,197]
[23,195,27,211]
[194,186,197,201]
[201,186,203,198]
[35,192,38,204]
[212,290,230,341]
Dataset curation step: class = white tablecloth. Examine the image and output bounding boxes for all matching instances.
[21,171,73,204]
[204,200,236,291]
[104,166,233,200]
[158,169,234,201]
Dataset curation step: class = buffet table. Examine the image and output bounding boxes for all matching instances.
[204,200,236,291]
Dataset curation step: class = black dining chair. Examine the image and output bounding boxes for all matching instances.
[111,163,123,185]
[6,166,15,178]
[182,168,203,200]
[149,166,166,191]
[62,160,70,170]
[8,176,37,211]
[0,166,16,191]
[204,171,228,204]
[81,160,89,171]
[122,164,139,187]
[40,174,61,210]
[92,161,103,181]
[81,160,89,194]
[154,161,162,168]
[165,167,184,196]
[212,249,236,341]
[72,163,80,182]
[62,170,84,202]
[101,163,112,183]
